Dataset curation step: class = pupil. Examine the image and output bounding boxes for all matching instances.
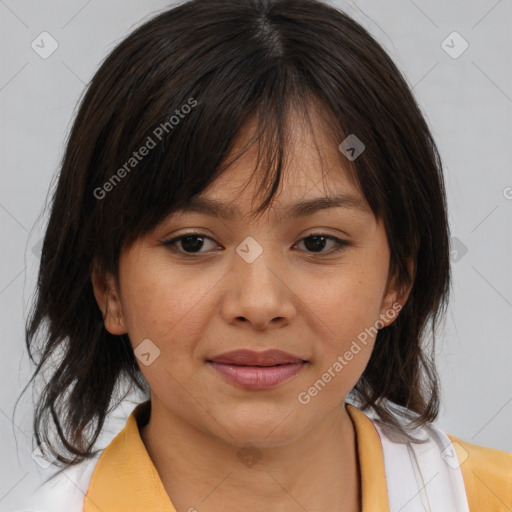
[182,235,204,252]
[305,235,326,252]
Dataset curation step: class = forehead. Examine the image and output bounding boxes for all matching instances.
[191,102,364,218]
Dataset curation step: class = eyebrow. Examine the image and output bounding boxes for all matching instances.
[173,193,370,220]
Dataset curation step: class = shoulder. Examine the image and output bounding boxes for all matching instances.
[448,434,512,512]
[10,398,139,512]
[10,453,102,512]
[353,402,512,511]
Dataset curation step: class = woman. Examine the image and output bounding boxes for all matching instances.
[15,0,512,510]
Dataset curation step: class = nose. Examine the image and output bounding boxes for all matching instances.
[220,244,297,331]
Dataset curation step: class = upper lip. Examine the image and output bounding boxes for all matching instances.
[208,349,306,366]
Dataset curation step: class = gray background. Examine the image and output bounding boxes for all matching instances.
[1,0,511,507]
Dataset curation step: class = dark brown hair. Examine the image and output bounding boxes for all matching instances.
[17,0,450,470]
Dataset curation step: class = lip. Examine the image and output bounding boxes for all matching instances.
[208,349,306,366]
[206,349,308,390]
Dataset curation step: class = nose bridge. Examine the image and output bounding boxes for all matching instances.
[237,236,277,288]
[222,234,295,328]
[235,234,282,300]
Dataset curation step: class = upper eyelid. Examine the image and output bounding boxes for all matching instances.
[163,231,347,243]
[162,231,349,252]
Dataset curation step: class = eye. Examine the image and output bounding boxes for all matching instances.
[162,232,219,254]
[161,232,349,256]
[294,233,349,255]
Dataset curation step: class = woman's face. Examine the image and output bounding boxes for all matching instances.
[93,109,408,447]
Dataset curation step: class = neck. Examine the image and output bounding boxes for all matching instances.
[139,398,361,512]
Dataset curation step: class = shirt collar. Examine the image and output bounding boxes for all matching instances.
[84,401,389,511]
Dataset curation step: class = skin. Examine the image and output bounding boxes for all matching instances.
[92,104,412,512]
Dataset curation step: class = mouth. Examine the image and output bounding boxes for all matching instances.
[206,349,308,390]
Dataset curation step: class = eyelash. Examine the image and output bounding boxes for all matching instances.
[161,231,350,257]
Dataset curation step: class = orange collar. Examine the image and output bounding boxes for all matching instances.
[84,401,389,511]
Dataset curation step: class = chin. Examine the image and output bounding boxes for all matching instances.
[213,407,305,449]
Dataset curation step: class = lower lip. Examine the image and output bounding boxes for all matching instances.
[207,362,306,389]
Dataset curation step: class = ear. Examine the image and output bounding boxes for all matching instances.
[91,261,127,335]
[378,258,414,328]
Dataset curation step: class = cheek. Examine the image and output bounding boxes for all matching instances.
[300,240,389,369]
[309,257,388,327]
[117,253,220,394]
[118,251,223,348]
